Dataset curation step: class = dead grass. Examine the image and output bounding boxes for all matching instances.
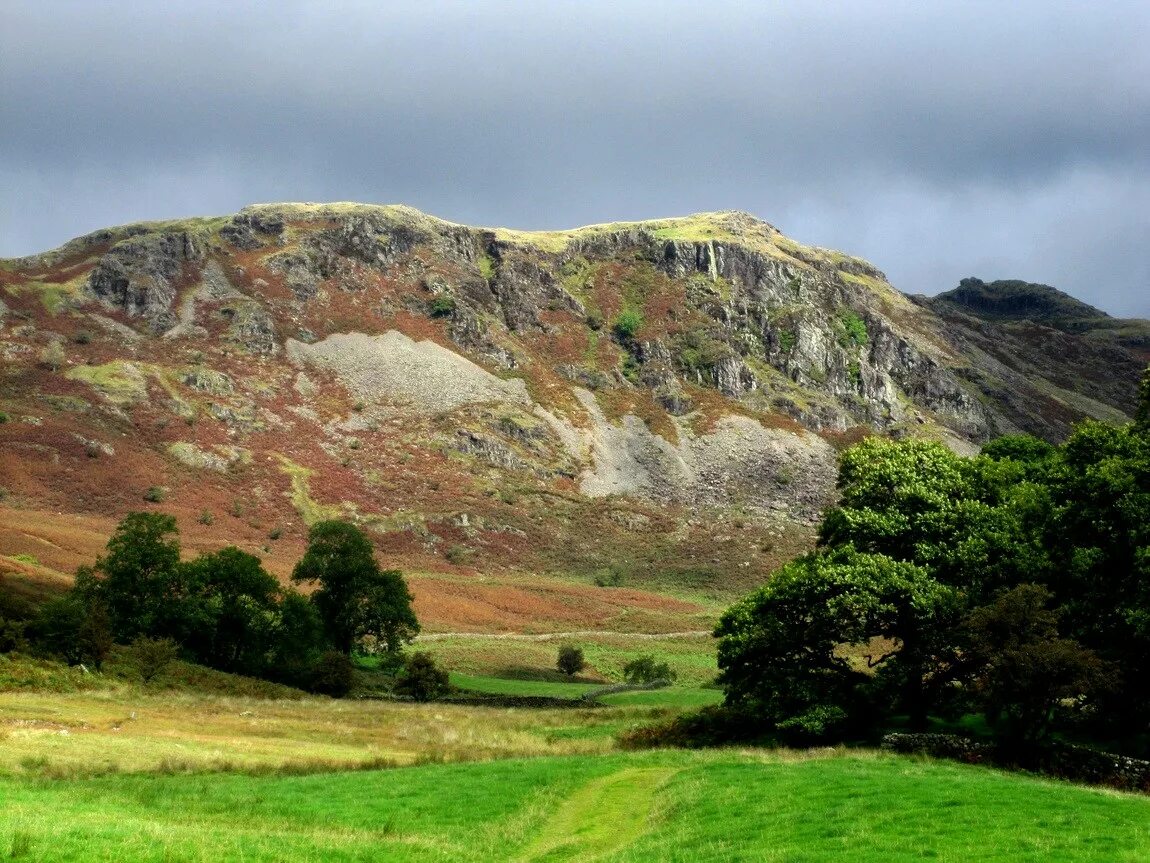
[0,681,632,778]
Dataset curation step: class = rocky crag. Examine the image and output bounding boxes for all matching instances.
[1,204,1143,602]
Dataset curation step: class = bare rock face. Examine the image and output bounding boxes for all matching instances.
[86,231,203,333]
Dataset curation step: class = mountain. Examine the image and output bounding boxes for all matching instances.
[0,204,1144,624]
[926,276,1150,352]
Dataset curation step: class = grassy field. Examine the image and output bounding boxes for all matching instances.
[449,672,724,709]
[417,632,719,686]
[4,749,1150,862]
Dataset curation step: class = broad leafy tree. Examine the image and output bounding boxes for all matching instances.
[78,512,182,641]
[292,520,418,654]
[716,546,958,738]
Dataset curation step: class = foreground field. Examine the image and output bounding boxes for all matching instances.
[4,749,1150,862]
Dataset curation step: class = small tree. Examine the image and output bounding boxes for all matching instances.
[557,645,585,677]
[394,652,450,702]
[125,636,179,685]
[623,655,676,684]
[77,602,113,670]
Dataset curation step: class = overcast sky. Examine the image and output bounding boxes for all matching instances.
[2,1,1147,315]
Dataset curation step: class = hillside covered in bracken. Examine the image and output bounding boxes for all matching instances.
[1,203,1144,630]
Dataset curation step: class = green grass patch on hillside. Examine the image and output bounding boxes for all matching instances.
[416,633,719,687]
[597,686,723,709]
[3,749,1149,862]
[450,672,600,699]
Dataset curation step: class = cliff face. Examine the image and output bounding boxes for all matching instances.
[0,203,1142,591]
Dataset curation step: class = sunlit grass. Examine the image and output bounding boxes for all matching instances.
[3,749,1148,862]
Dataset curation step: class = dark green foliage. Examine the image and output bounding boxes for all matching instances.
[556,644,585,677]
[76,601,113,670]
[270,591,328,687]
[178,547,282,675]
[716,547,957,739]
[394,651,450,702]
[124,636,179,684]
[1137,365,1150,431]
[79,512,181,642]
[61,514,335,689]
[1040,415,1150,733]
[622,655,676,684]
[717,400,1150,750]
[292,520,418,654]
[428,295,456,317]
[966,585,1111,745]
[981,434,1057,465]
[309,650,355,697]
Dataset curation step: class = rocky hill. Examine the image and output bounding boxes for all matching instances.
[0,204,1144,621]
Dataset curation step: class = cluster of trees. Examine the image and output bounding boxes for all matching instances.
[717,367,1150,752]
[1,516,420,696]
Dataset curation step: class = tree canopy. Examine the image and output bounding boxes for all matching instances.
[8,514,420,697]
[291,520,418,654]
[717,367,1150,750]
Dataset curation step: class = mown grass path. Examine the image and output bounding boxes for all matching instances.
[518,767,678,861]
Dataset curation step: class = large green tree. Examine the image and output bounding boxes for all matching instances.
[180,547,282,675]
[715,546,957,739]
[291,520,418,654]
[77,511,182,641]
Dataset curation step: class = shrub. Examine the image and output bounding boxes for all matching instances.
[0,411,9,423]
[444,544,470,565]
[557,645,585,677]
[622,654,677,684]
[612,309,643,341]
[39,341,65,371]
[839,311,868,347]
[143,486,166,503]
[309,650,355,697]
[268,527,283,541]
[198,511,215,526]
[429,296,456,318]
[394,652,450,702]
[125,636,179,685]
[73,330,92,345]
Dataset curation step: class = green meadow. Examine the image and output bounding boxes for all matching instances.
[4,749,1150,862]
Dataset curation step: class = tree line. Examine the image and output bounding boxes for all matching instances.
[715,367,1150,755]
[1,516,420,696]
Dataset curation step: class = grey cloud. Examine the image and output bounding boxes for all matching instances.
[2,0,1147,315]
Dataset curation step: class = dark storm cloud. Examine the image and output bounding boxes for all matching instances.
[2,1,1148,314]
